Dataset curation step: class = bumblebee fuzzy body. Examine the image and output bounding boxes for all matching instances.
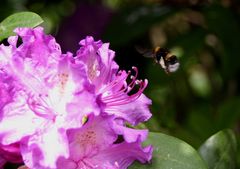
[137,46,180,73]
[154,47,179,73]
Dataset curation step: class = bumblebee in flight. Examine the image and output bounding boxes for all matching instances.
[137,46,180,74]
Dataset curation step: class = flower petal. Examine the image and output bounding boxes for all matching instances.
[88,140,153,169]
[0,157,6,169]
[65,90,100,128]
[0,143,22,163]
[66,115,117,160]
[112,120,149,143]
[76,36,118,89]
[0,90,44,145]
[113,94,152,126]
[56,115,118,168]
[21,126,69,169]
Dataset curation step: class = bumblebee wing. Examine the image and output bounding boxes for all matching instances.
[135,46,154,58]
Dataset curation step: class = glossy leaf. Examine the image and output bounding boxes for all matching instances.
[0,12,43,41]
[130,132,208,169]
[199,129,237,169]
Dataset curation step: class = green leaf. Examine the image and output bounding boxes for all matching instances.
[0,12,43,41]
[130,132,208,169]
[198,129,237,169]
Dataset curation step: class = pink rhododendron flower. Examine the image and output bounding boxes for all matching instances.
[75,36,152,146]
[0,27,99,168]
[0,27,152,169]
[76,37,152,126]
[56,115,152,169]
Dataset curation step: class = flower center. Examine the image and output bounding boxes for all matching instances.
[27,71,75,121]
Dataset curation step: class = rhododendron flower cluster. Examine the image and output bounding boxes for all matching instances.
[0,27,152,169]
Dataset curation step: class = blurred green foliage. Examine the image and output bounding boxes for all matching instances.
[104,0,240,168]
[1,0,240,168]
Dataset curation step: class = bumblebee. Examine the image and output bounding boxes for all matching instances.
[137,46,180,73]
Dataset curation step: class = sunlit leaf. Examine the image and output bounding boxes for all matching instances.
[199,129,237,169]
[0,12,43,41]
[130,132,208,169]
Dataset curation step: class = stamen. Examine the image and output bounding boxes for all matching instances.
[99,70,130,94]
[105,79,147,106]
[128,66,138,87]
[101,67,148,107]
